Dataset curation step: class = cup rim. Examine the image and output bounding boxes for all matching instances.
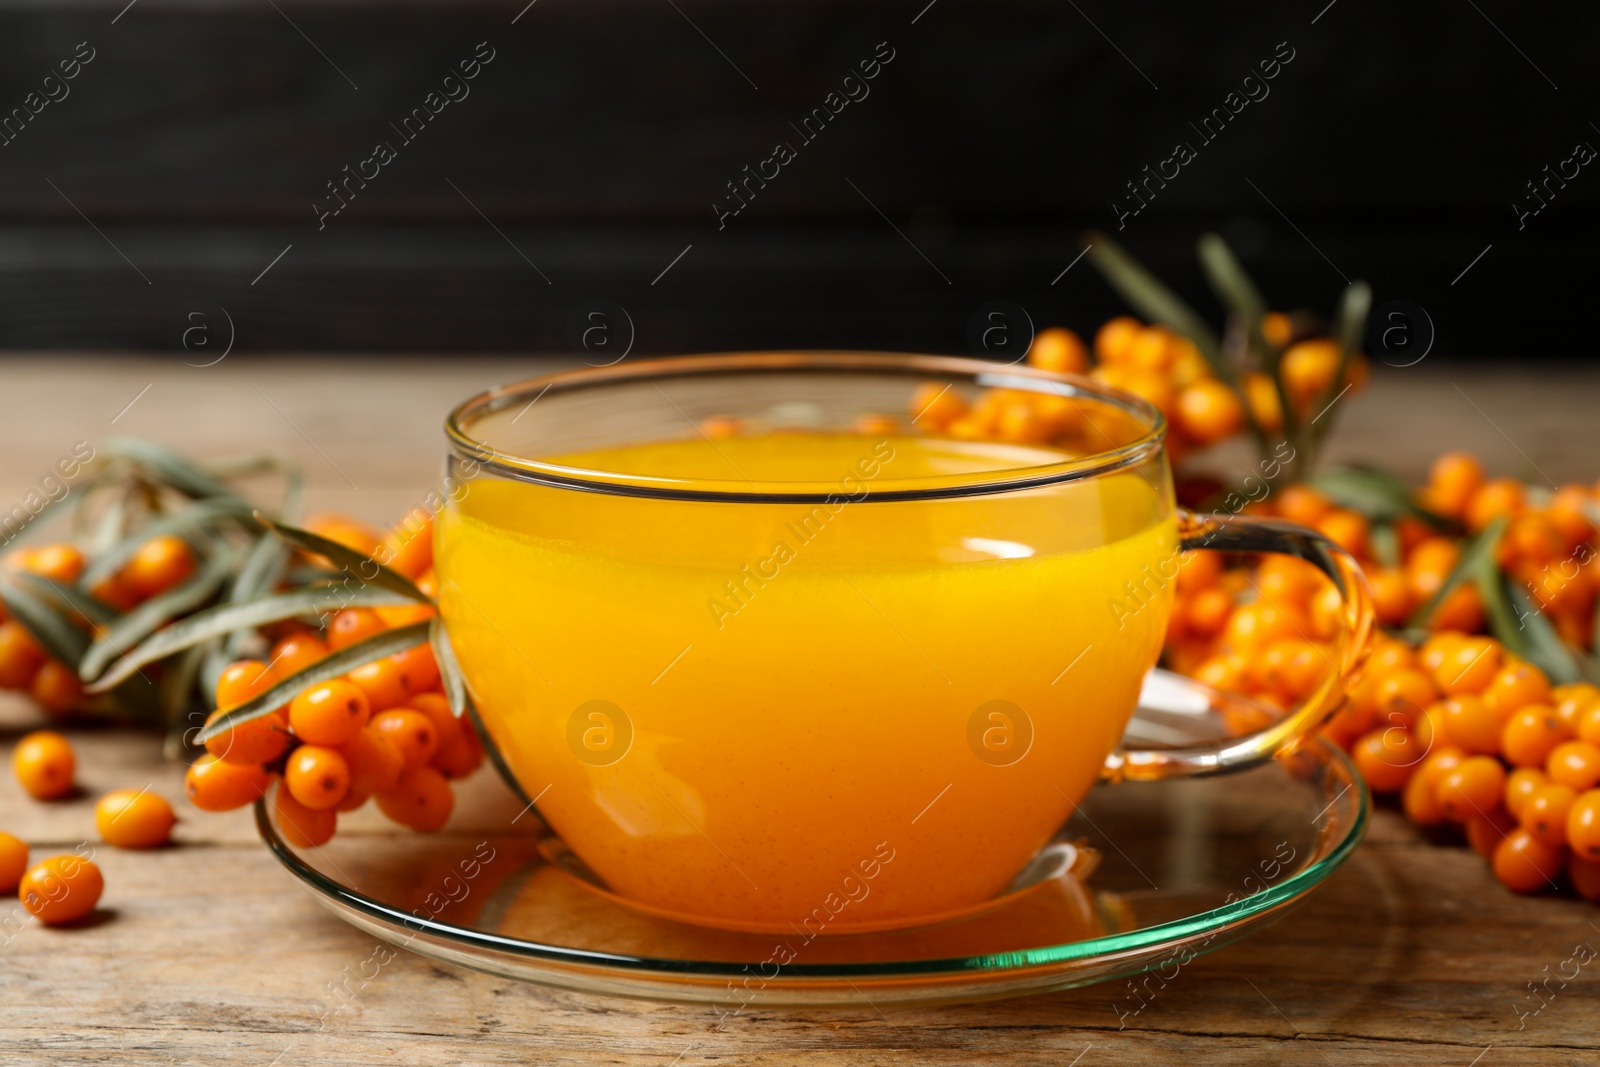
[445,352,1166,504]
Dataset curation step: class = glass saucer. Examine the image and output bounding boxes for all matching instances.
[256,669,1367,1007]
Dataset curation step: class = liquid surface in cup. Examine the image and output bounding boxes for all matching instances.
[436,431,1176,932]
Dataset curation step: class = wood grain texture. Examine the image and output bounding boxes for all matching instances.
[0,355,1597,1065]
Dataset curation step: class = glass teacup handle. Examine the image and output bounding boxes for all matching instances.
[1104,509,1376,782]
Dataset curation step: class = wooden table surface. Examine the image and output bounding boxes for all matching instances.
[2,355,1599,1066]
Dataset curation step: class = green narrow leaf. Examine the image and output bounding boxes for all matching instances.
[1368,522,1400,570]
[1472,565,1527,659]
[194,621,432,743]
[256,513,429,604]
[430,616,468,717]
[0,583,90,667]
[1196,234,1288,431]
[1496,580,1586,685]
[1309,281,1372,451]
[8,572,118,626]
[103,438,239,499]
[79,546,238,682]
[1407,515,1508,629]
[1082,231,1225,372]
[1310,465,1450,526]
[80,498,260,587]
[84,582,414,691]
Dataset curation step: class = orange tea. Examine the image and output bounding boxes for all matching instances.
[436,431,1176,931]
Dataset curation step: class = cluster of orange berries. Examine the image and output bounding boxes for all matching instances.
[185,511,481,847]
[1167,554,1600,897]
[7,729,178,924]
[904,318,1366,460]
[1349,632,1600,898]
[1409,452,1599,648]
[0,534,196,714]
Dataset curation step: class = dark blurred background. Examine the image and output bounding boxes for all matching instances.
[0,0,1594,357]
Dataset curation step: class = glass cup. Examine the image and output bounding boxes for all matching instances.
[437,353,1373,934]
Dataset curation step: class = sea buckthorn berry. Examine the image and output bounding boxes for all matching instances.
[1438,755,1506,822]
[204,706,289,766]
[374,602,439,629]
[390,644,441,697]
[1501,705,1570,768]
[288,680,370,746]
[1091,366,1174,419]
[376,766,455,832]
[1313,509,1370,559]
[346,658,408,713]
[1242,373,1283,434]
[406,693,460,745]
[370,710,438,770]
[1366,636,1417,678]
[1299,583,1336,643]
[1492,827,1564,894]
[0,621,46,689]
[13,730,75,800]
[1323,702,1375,751]
[269,632,329,679]
[1224,600,1310,653]
[1503,512,1565,568]
[908,382,967,430]
[327,608,386,651]
[0,832,28,892]
[1174,379,1244,445]
[1374,670,1437,719]
[272,782,337,848]
[1546,740,1600,791]
[1027,327,1089,375]
[1174,550,1223,595]
[1557,683,1600,732]
[414,571,436,603]
[305,514,383,560]
[123,535,197,599]
[1094,316,1142,363]
[1504,767,1547,822]
[27,544,86,583]
[851,413,902,437]
[1466,477,1526,533]
[1427,584,1485,633]
[1482,663,1553,720]
[285,746,351,810]
[431,727,484,779]
[1417,631,1466,675]
[1433,636,1500,696]
[1125,326,1175,372]
[1402,747,1464,825]
[1566,790,1600,860]
[1194,653,1247,693]
[1441,696,1501,756]
[1369,568,1413,626]
[1411,703,1447,756]
[1353,727,1423,793]
[377,508,435,580]
[18,854,103,925]
[1184,587,1235,639]
[1405,539,1461,602]
[1569,855,1600,901]
[336,789,370,813]
[1465,807,1516,858]
[1422,452,1484,520]
[95,789,177,849]
[216,659,276,709]
[1274,485,1332,527]
[1265,640,1330,702]
[184,755,272,812]
[30,661,83,715]
[1256,556,1324,603]
[1280,339,1341,408]
[338,725,406,796]
[1521,783,1577,849]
